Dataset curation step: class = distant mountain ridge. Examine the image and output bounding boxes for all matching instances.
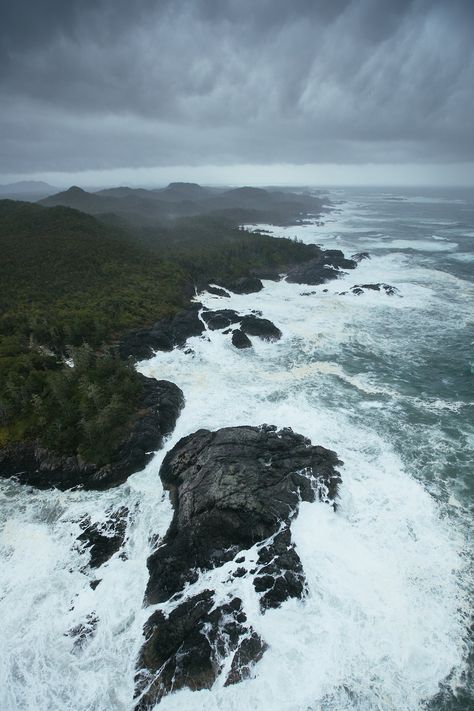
[39,182,325,227]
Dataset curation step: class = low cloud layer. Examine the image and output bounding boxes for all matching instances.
[1,0,473,181]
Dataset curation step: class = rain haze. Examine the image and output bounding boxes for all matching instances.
[1,0,474,186]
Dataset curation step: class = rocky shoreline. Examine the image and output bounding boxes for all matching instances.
[119,246,358,361]
[0,242,360,490]
[135,425,342,708]
[0,375,184,490]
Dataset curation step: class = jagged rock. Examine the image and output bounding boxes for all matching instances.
[322,249,358,270]
[201,309,241,330]
[171,305,206,345]
[351,251,370,262]
[286,249,357,285]
[135,591,266,709]
[201,310,281,342]
[145,425,341,604]
[224,630,267,686]
[219,276,264,294]
[240,315,282,341]
[350,283,399,296]
[119,304,205,360]
[67,613,98,649]
[206,284,230,297]
[232,329,252,349]
[76,507,128,568]
[137,425,341,704]
[0,377,184,490]
[253,268,283,281]
[253,528,306,610]
[137,425,341,703]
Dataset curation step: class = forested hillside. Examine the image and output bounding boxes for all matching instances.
[0,199,317,461]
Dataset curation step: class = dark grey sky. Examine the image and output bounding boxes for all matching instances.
[1,0,473,185]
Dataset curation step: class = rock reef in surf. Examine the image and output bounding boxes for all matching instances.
[135,425,341,707]
[76,506,129,569]
[120,245,358,360]
[0,377,184,490]
[231,328,252,349]
[119,304,205,360]
[286,249,357,285]
[350,283,400,296]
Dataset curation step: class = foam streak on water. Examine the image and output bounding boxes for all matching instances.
[0,188,473,710]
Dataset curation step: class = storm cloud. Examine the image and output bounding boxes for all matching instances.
[1,0,473,180]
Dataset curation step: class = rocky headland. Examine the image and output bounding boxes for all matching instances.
[135,425,342,708]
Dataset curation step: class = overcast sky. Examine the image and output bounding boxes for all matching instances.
[1,0,473,186]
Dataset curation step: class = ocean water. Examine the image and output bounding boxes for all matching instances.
[0,187,473,710]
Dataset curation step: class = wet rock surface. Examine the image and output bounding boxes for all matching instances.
[76,506,129,568]
[217,276,264,294]
[205,284,230,297]
[0,377,184,490]
[119,304,205,360]
[201,309,241,330]
[201,309,282,342]
[350,283,400,296]
[145,425,340,604]
[286,249,357,285]
[232,329,252,349]
[240,315,282,341]
[351,251,370,262]
[253,527,307,610]
[137,425,341,705]
[135,591,267,709]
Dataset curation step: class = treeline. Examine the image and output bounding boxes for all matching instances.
[0,200,315,462]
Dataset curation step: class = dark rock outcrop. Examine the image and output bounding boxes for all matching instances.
[287,261,340,285]
[218,276,264,294]
[253,527,306,610]
[137,425,341,705]
[232,329,252,349]
[201,310,282,341]
[286,249,357,286]
[322,249,358,270]
[145,425,341,603]
[136,425,340,711]
[350,283,399,296]
[0,377,184,490]
[76,507,128,568]
[201,309,241,330]
[240,315,282,341]
[119,304,205,360]
[205,284,230,297]
[351,251,370,262]
[135,591,266,709]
